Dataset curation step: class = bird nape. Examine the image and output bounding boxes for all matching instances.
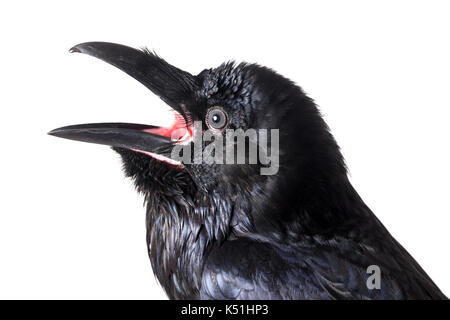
[49,42,446,300]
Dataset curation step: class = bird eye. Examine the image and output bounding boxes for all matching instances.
[206,106,228,132]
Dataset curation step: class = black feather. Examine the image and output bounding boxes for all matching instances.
[110,58,446,299]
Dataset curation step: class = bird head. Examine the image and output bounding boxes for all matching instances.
[49,42,348,235]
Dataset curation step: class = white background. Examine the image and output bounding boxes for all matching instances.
[0,1,449,299]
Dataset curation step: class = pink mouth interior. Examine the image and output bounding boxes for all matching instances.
[136,111,192,166]
[143,112,192,142]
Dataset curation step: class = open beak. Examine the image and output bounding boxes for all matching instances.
[48,42,196,161]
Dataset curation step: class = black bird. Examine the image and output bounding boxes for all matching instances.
[49,42,447,300]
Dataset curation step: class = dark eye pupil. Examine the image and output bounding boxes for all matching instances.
[212,114,220,123]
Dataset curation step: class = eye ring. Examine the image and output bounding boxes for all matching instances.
[205,106,229,132]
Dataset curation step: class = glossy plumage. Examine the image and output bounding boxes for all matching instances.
[116,61,446,299]
[51,42,447,300]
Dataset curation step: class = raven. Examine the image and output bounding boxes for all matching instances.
[49,42,447,300]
